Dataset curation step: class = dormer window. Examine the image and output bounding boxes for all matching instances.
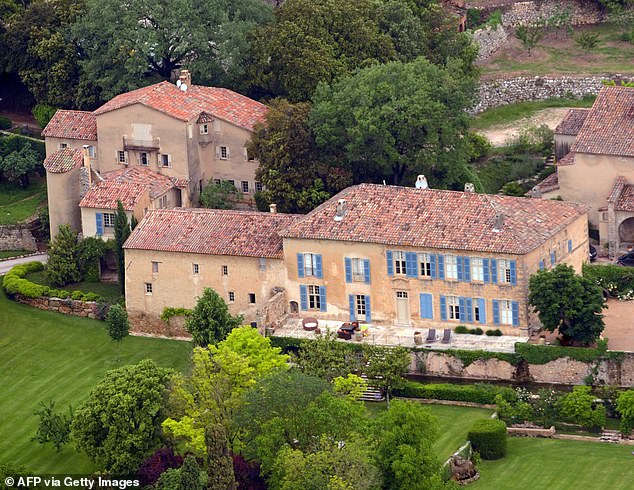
[200,124,208,135]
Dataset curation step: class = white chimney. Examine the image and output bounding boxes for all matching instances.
[334,199,347,221]
[415,175,429,189]
[178,69,192,88]
[493,213,505,232]
[464,183,475,193]
[269,203,277,214]
[82,145,92,186]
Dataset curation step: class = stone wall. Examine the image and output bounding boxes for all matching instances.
[501,0,602,28]
[507,425,556,437]
[473,24,509,61]
[14,294,100,319]
[0,224,37,251]
[255,289,287,335]
[128,311,190,338]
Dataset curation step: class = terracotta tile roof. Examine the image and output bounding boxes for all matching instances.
[281,184,587,255]
[94,81,268,130]
[79,167,175,211]
[41,110,97,140]
[616,184,634,212]
[556,152,575,166]
[608,176,630,209]
[533,171,559,194]
[124,209,300,258]
[43,148,83,173]
[571,86,634,157]
[554,109,589,136]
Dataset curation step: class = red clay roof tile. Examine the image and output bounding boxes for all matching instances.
[43,148,83,173]
[41,110,97,140]
[554,109,589,136]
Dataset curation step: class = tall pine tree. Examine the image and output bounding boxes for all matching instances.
[114,200,131,294]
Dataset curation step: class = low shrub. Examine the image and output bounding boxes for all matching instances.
[455,325,469,334]
[160,307,192,323]
[468,419,507,460]
[455,326,484,335]
[0,116,11,130]
[486,329,503,336]
[71,290,83,300]
[395,381,516,405]
[575,32,601,50]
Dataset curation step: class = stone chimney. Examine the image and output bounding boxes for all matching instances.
[269,203,277,214]
[415,175,429,189]
[464,183,475,193]
[334,199,347,221]
[178,69,192,89]
[493,213,505,232]
[530,186,542,199]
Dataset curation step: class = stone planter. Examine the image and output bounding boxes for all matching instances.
[414,331,423,345]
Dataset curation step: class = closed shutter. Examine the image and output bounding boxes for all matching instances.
[551,251,556,266]
[365,295,371,323]
[492,300,500,326]
[363,259,371,284]
[406,252,418,278]
[490,259,498,284]
[315,254,323,279]
[478,298,486,324]
[300,285,308,311]
[463,257,471,282]
[430,254,437,279]
[458,297,466,321]
[349,295,356,321]
[95,212,103,236]
[510,260,517,286]
[319,286,327,312]
[440,295,447,321]
[568,239,572,253]
[297,253,305,278]
[345,258,352,283]
[483,258,490,283]
[457,256,463,281]
[386,250,394,276]
[438,255,445,280]
[512,301,519,327]
[420,293,433,319]
[466,297,473,323]
[539,260,545,270]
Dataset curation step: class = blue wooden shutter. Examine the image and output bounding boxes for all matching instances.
[406,252,418,277]
[568,239,573,253]
[483,258,490,283]
[458,297,466,321]
[457,256,464,281]
[300,285,308,310]
[478,298,486,324]
[466,297,473,323]
[510,260,517,286]
[512,301,519,327]
[490,259,498,284]
[463,257,471,282]
[349,295,356,321]
[297,253,305,278]
[550,251,556,266]
[386,250,394,276]
[420,293,433,319]
[539,260,545,271]
[95,212,103,236]
[315,254,323,279]
[430,254,437,279]
[319,286,327,312]
[363,259,371,284]
[438,255,445,280]
[365,295,371,323]
[440,295,447,321]
[345,258,352,283]
[492,300,500,326]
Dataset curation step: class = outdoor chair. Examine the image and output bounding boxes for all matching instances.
[442,328,452,344]
[426,328,436,343]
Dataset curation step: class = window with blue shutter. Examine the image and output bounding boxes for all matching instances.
[319,286,327,312]
[297,253,305,278]
[478,298,486,324]
[406,252,418,278]
[440,295,447,321]
[466,297,473,323]
[492,300,500,326]
[95,212,103,237]
[430,254,437,279]
[420,294,433,319]
[510,260,517,286]
[539,260,545,270]
[348,295,356,321]
[512,301,519,326]
[457,256,463,281]
[568,239,572,253]
[438,255,445,280]
[365,295,371,323]
[458,297,466,321]
[363,259,371,284]
[300,285,308,310]
[483,258,490,283]
[386,250,394,276]
[550,251,556,266]
[463,257,471,282]
[315,254,323,279]
[345,258,352,283]
[490,259,498,284]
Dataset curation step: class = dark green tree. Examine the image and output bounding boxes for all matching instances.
[185,287,243,346]
[71,359,173,475]
[105,304,130,355]
[180,455,206,490]
[46,224,81,286]
[295,331,363,381]
[556,386,606,431]
[199,180,240,210]
[32,400,73,452]
[529,264,605,345]
[205,424,237,490]
[114,200,130,294]
[310,57,477,187]
[0,143,41,188]
[364,346,410,407]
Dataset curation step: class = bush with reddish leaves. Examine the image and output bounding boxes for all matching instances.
[137,447,183,487]
[233,454,266,490]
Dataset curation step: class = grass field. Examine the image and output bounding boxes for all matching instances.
[26,270,122,302]
[0,250,30,260]
[0,288,192,474]
[473,437,633,490]
[0,179,46,225]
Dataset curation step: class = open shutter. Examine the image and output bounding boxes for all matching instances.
[539,260,545,270]
[363,259,371,284]
[440,295,447,321]
[95,212,103,237]
[510,260,517,286]
[124,151,129,163]
[349,295,356,321]
[457,256,463,281]
[319,286,327,312]
[115,150,119,163]
[406,252,417,278]
[483,258,490,283]
[315,254,323,279]
[466,297,473,323]
[226,146,231,159]
[568,239,572,253]
[345,258,352,283]
[243,147,248,161]
[430,254,437,279]
[463,257,471,282]
[490,259,498,284]
[215,145,221,158]
[458,297,466,321]
[492,300,500,326]
[386,250,394,276]
[420,293,433,319]
[297,253,305,278]
[365,296,371,323]
[167,154,172,167]
[438,255,445,280]
[478,298,486,324]
[300,285,308,311]
[512,301,519,327]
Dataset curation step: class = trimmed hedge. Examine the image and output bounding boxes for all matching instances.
[455,326,484,335]
[394,381,516,405]
[468,419,507,460]
[269,335,366,353]
[515,342,624,364]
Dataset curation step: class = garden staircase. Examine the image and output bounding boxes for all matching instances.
[359,374,384,402]
[599,429,622,443]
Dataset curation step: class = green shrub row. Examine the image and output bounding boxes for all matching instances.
[269,335,366,353]
[468,419,507,460]
[455,325,483,335]
[485,329,503,336]
[394,381,516,405]
[160,307,192,322]
[515,342,623,364]
[2,261,101,302]
[583,263,634,297]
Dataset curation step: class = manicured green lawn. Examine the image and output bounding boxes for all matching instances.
[473,437,633,490]
[0,179,46,225]
[26,270,122,302]
[0,250,30,260]
[0,288,192,474]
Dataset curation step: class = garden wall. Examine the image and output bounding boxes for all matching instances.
[473,25,509,61]
[472,0,602,27]
[0,224,37,251]
[13,293,100,318]
[127,311,190,338]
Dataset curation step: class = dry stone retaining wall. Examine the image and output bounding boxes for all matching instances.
[473,24,509,61]
[500,0,602,27]
[14,294,100,319]
[0,224,37,251]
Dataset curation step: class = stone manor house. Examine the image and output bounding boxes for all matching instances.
[123,182,588,337]
[41,70,268,240]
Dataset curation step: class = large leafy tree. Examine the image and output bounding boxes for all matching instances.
[529,264,605,345]
[294,331,364,381]
[72,0,272,100]
[310,57,478,187]
[71,360,174,475]
[364,346,410,407]
[249,99,351,213]
[0,142,41,188]
[185,287,244,346]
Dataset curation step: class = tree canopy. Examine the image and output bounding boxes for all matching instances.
[0,142,41,188]
[185,287,243,346]
[46,224,81,286]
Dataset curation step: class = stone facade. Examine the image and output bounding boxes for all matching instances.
[13,294,101,319]
[0,224,37,251]
[473,25,509,62]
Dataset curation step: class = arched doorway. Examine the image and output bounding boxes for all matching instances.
[619,217,634,244]
[289,301,299,314]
